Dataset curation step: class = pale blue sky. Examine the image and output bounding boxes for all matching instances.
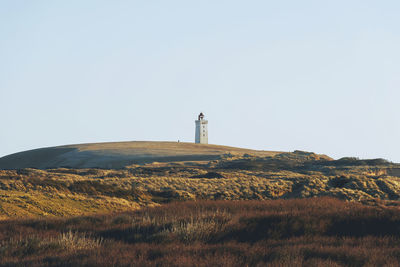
[1,1,400,161]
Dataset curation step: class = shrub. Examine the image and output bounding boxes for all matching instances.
[3,198,400,266]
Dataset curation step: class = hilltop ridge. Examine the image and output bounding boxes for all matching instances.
[0,141,282,169]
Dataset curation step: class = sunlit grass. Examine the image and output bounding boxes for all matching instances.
[0,152,400,219]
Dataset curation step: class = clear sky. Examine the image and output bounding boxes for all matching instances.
[1,1,399,161]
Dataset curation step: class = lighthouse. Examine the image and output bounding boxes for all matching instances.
[195,112,208,144]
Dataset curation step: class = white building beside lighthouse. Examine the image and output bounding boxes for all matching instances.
[195,112,208,144]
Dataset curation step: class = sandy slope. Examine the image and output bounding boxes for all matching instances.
[0,141,280,169]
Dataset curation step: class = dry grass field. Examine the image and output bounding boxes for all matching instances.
[2,198,400,266]
[1,142,400,266]
[0,148,399,218]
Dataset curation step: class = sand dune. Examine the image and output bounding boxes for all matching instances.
[0,141,279,169]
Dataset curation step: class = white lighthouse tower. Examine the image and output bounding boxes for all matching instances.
[195,112,208,144]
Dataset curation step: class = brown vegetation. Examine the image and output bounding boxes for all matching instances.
[1,198,400,266]
[0,151,400,218]
[1,149,400,265]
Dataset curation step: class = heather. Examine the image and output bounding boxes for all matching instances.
[1,198,400,266]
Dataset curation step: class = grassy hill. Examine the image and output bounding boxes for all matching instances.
[0,144,400,219]
[2,142,400,265]
[0,141,280,169]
